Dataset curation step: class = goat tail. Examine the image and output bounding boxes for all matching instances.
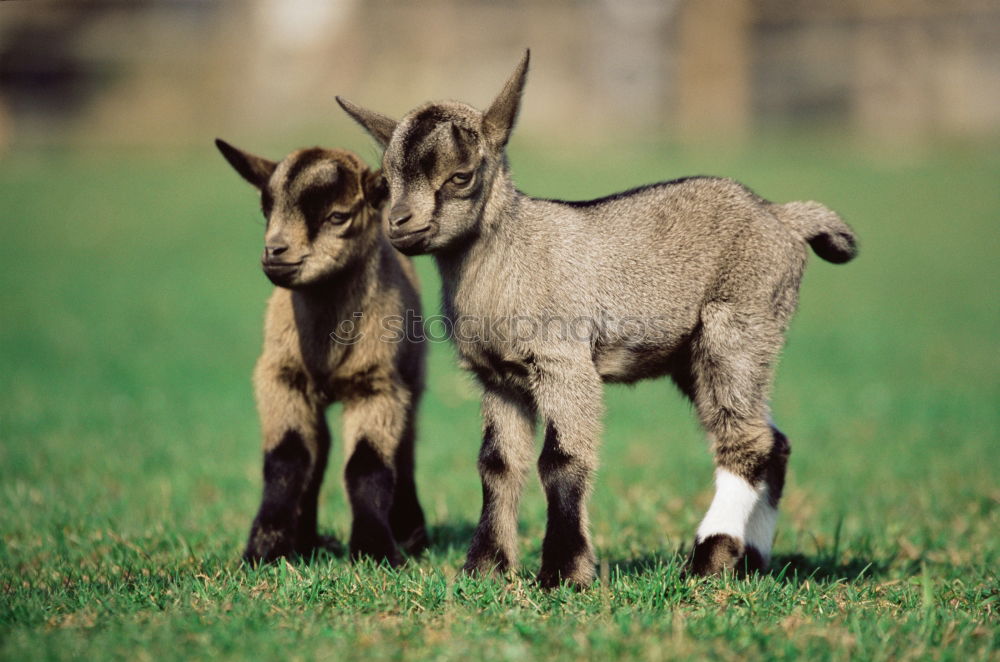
[772,201,858,264]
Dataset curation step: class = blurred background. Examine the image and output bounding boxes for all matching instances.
[2,0,999,151]
[1,1,998,632]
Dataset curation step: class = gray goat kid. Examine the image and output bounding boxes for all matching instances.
[216,140,429,566]
[338,51,857,586]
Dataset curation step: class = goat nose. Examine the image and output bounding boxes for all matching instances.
[265,244,288,259]
[389,205,412,229]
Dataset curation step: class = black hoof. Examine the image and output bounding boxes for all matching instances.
[689,534,766,577]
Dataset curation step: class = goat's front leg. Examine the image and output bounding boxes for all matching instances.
[295,413,340,556]
[463,386,536,576]
[244,366,330,564]
[341,390,411,566]
[533,362,603,588]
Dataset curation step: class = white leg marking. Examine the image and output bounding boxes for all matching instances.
[696,469,759,541]
[696,469,778,561]
[745,496,778,561]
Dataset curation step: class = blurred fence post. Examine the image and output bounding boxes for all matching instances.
[675,0,752,139]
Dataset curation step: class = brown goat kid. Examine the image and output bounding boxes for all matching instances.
[216,140,429,565]
[338,51,857,587]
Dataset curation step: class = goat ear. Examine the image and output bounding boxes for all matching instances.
[337,97,398,148]
[215,139,276,189]
[482,49,530,148]
[362,169,389,209]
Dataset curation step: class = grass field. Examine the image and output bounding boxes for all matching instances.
[1,136,998,661]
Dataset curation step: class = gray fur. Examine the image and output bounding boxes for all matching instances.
[339,51,857,585]
[215,139,428,566]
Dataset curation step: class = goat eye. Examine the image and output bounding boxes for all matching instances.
[449,171,473,186]
[326,210,351,224]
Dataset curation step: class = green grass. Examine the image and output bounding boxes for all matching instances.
[1,137,998,661]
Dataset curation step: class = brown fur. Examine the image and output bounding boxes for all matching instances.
[215,139,428,565]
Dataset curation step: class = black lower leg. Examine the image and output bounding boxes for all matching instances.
[244,429,311,564]
[465,424,518,573]
[465,487,510,573]
[294,418,333,555]
[345,437,401,565]
[537,424,595,588]
[388,424,429,554]
[764,426,790,507]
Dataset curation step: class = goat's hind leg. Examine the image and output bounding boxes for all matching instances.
[688,302,790,576]
[691,424,789,575]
